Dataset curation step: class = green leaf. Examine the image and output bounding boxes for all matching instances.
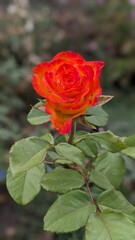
[47,150,73,164]
[74,131,89,143]
[87,131,126,152]
[90,169,113,190]
[55,143,85,165]
[54,134,67,144]
[47,150,62,160]
[41,133,54,145]
[124,134,135,147]
[10,137,50,177]
[97,189,135,222]
[86,210,135,240]
[122,135,135,159]
[122,147,135,160]
[76,138,98,158]
[41,167,84,193]
[94,152,125,188]
[44,190,96,233]
[27,102,50,125]
[85,106,108,127]
[6,164,45,205]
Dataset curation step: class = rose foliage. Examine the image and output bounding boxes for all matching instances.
[7,51,135,240]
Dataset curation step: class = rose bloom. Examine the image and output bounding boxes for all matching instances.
[32,51,104,134]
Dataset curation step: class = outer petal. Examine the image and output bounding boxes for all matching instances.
[86,61,104,97]
[50,112,72,134]
[52,50,85,64]
[87,61,105,78]
[32,62,48,98]
[46,99,87,116]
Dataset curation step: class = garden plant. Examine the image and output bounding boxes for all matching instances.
[6,51,135,239]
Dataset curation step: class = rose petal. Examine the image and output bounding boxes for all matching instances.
[52,50,84,62]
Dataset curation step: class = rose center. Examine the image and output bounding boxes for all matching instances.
[55,63,80,89]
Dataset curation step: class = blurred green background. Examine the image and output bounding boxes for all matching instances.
[0,0,135,239]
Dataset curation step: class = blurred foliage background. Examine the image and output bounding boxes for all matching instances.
[0,0,135,239]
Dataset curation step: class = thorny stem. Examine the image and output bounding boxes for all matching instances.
[68,121,76,144]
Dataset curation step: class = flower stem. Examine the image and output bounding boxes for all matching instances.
[68,121,76,144]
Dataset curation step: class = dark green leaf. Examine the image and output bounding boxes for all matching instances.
[44,190,96,233]
[41,167,84,193]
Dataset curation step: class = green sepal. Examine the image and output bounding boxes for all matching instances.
[96,95,114,106]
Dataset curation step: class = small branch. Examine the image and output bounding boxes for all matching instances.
[43,160,54,165]
[86,182,94,204]
[80,169,101,214]
[68,121,76,144]
[84,176,95,204]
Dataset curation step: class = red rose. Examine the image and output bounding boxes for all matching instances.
[32,50,104,134]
